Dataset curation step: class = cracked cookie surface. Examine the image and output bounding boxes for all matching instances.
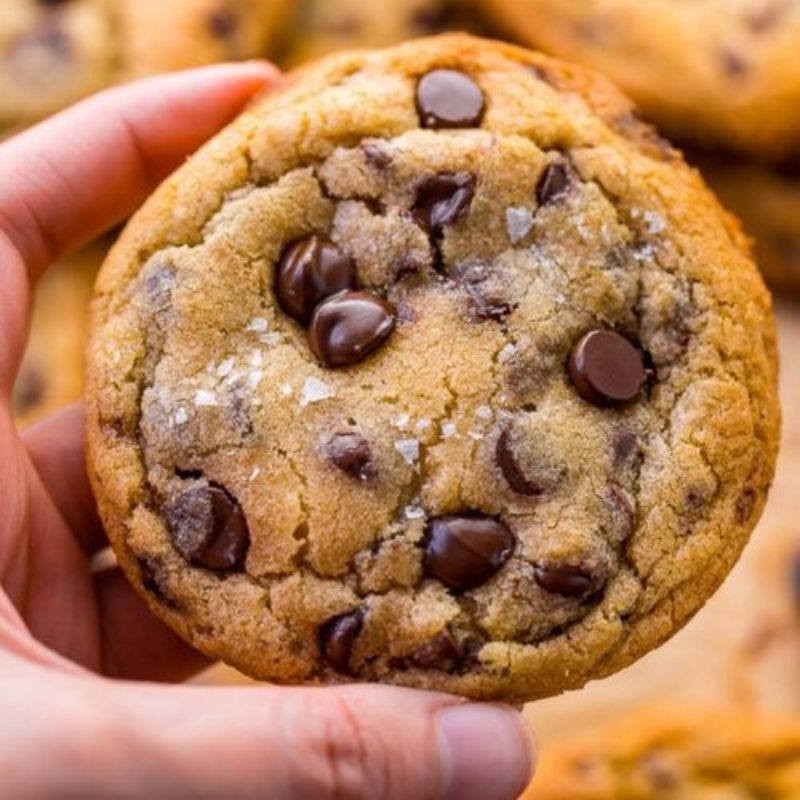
[530,706,800,799]
[477,0,800,160]
[86,34,779,701]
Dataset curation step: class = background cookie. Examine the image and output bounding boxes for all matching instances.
[476,0,800,161]
[528,706,800,798]
[0,0,293,131]
[86,35,778,701]
[13,241,107,428]
[280,0,492,66]
[689,152,800,298]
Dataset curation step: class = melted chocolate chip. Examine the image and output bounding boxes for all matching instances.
[534,564,594,600]
[416,69,485,129]
[308,290,396,368]
[496,429,543,496]
[536,161,572,205]
[424,514,515,593]
[413,172,476,235]
[275,236,356,325]
[409,629,462,670]
[612,430,640,466]
[320,609,363,673]
[164,483,250,571]
[568,330,647,406]
[326,432,375,480]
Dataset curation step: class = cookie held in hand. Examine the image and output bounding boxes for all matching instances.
[86,35,779,701]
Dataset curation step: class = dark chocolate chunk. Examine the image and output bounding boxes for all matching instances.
[424,514,515,593]
[164,483,250,571]
[413,172,476,235]
[536,161,572,206]
[416,68,485,129]
[534,564,595,600]
[275,236,355,325]
[496,428,543,496]
[568,330,647,406]
[612,430,640,466]
[308,290,396,368]
[320,609,363,673]
[326,432,376,481]
[409,629,462,670]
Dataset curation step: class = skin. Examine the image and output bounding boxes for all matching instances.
[0,63,534,799]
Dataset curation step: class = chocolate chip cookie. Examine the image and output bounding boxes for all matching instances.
[86,34,780,701]
[281,0,491,67]
[477,0,800,160]
[530,706,800,798]
[689,151,800,298]
[14,241,105,428]
[0,0,293,130]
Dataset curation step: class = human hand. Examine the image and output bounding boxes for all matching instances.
[0,64,535,799]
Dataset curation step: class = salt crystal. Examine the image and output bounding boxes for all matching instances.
[173,407,189,425]
[475,405,493,420]
[500,343,517,359]
[468,430,484,441]
[644,211,666,235]
[415,418,432,432]
[249,351,263,367]
[250,467,261,481]
[216,358,235,377]
[280,383,293,397]
[404,505,426,520]
[394,413,410,430]
[441,422,457,439]
[394,438,420,465]
[261,333,282,346]
[506,207,534,244]
[247,317,269,332]
[247,369,263,389]
[300,377,335,407]
[195,389,218,407]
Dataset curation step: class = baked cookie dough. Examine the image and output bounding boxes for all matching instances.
[281,0,491,67]
[86,35,779,701]
[477,0,800,160]
[14,241,106,428]
[530,706,800,798]
[690,152,800,298]
[0,0,293,130]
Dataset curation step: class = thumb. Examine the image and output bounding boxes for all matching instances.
[102,681,535,799]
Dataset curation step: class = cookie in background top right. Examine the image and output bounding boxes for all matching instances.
[476,0,800,296]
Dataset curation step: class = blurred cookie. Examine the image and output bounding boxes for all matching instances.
[13,241,106,428]
[530,706,800,798]
[86,35,777,701]
[477,0,800,161]
[690,152,800,298]
[281,0,491,66]
[0,0,293,130]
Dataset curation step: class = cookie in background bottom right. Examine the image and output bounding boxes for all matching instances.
[522,304,800,797]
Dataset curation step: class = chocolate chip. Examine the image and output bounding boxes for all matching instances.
[207,7,239,39]
[534,564,594,600]
[536,161,572,206]
[416,69,485,129]
[326,432,375,480]
[409,629,462,670]
[320,609,363,673]
[496,429,543,496]
[568,330,647,406]
[612,430,640,466]
[275,236,356,325]
[164,483,250,571]
[137,555,180,610]
[424,514,515,593]
[361,141,393,171]
[721,49,749,76]
[413,172,476,236]
[308,290,396,368]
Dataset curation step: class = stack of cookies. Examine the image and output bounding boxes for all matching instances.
[5,1,800,797]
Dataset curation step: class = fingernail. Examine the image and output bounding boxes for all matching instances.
[437,704,535,800]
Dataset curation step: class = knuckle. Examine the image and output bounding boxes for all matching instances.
[290,690,393,800]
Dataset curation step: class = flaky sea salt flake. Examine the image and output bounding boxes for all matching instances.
[195,389,218,407]
[300,377,335,407]
[395,438,420,465]
[506,207,534,244]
